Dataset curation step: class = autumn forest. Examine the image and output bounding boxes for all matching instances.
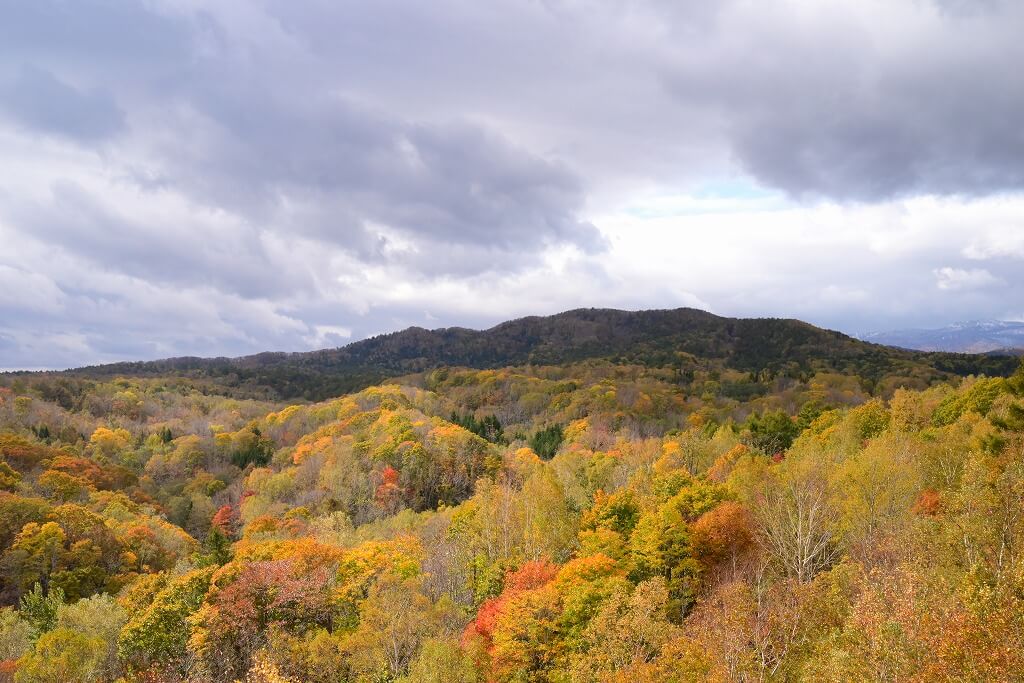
[1,310,1024,682]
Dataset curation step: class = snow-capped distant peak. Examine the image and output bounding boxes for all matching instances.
[861,320,1024,353]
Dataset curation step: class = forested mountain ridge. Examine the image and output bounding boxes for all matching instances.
[31,308,1021,401]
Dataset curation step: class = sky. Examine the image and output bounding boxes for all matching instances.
[2,0,1024,369]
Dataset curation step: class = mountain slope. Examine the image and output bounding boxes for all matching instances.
[22,308,1023,400]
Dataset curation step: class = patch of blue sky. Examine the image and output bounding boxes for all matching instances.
[621,179,790,219]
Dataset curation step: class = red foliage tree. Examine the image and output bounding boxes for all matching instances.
[194,558,335,679]
[211,505,237,538]
[912,488,942,516]
[374,466,404,513]
[463,559,559,652]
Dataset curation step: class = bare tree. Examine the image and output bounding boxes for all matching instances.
[756,463,841,583]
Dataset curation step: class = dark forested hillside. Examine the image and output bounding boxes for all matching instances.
[23,308,1021,401]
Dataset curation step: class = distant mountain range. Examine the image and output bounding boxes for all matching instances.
[11,308,1020,401]
[862,320,1024,354]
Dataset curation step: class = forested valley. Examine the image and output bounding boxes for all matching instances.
[1,316,1024,682]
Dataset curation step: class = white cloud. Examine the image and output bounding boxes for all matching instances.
[963,225,1024,260]
[933,266,1000,291]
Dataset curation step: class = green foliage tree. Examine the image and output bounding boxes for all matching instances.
[231,425,276,468]
[743,410,799,454]
[17,584,64,638]
[117,567,214,675]
[529,424,564,460]
[195,526,233,567]
[0,462,21,493]
[932,377,1008,426]
[449,412,505,444]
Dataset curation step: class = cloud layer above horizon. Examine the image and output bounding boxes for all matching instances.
[2,0,1024,369]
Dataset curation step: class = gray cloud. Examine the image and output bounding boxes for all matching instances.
[2,0,1024,368]
[149,90,600,267]
[0,65,126,141]
[661,0,1024,200]
[256,0,1024,200]
[0,0,602,283]
[0,0,194,70]
[3,180,307,300]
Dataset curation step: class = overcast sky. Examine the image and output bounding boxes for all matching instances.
[2,0,1024,369]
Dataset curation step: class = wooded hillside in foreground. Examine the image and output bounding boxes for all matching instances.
[1,320,1023,681]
